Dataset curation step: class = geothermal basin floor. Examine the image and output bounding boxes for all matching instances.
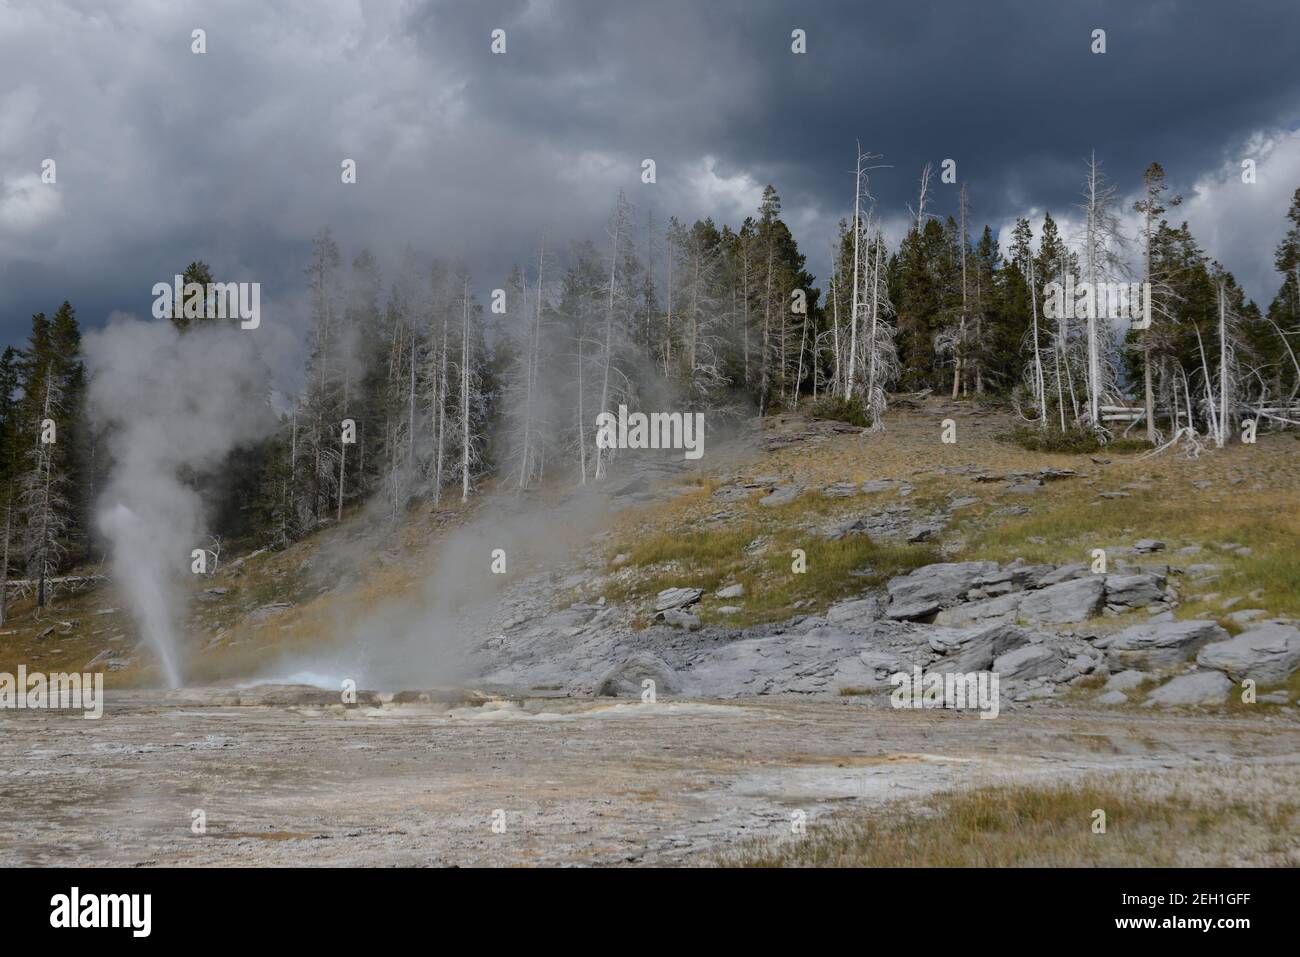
[3,687,1299,866]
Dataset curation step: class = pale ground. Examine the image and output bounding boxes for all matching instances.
[2,687,1297,866]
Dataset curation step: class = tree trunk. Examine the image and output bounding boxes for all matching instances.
[0,486,11,626]
[460,282,471,503]
[844,153,863,400]
[595,212,620,480]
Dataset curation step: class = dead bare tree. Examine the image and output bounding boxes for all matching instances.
[1076,151,1128,429]
[908,161,934,234]
[842,145,886,401]
[458,277,481,502]
[594,193,633,480]
[19,367,71,613]
[509,241,549,490]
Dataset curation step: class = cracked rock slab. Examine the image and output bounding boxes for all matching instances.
[1106,620,1227,671]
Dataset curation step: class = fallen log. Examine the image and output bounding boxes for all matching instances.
[2,574,108,590]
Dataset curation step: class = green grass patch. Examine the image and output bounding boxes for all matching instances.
[955,484,1300,620]
[606,515,937,628]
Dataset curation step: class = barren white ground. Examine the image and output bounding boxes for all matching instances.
[3,687,1297,866]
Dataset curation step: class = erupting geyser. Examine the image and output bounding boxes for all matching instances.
[85,317,274,687]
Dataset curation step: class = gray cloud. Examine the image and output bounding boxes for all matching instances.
[2,0,1299,386]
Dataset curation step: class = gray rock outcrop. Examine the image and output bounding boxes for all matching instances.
[1195,623,1300,685]
[1105,620,1227,671]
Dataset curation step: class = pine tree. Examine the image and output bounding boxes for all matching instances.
[301,228,344,522]
[19,363,71,611]
[1132,162,1182,441]
[672,218,728,405]
[1262,188,1300,407]
[1009,218,1046,426]
[169,261,214,331]
[0,347,20,624]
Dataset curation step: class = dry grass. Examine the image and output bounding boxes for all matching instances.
[604,512,937,627]
[605,402,1300,628]
[719,765,1300,867]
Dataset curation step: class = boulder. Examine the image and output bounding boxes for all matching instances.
[993,644,1060,680]
[1224,608,1267,624]
[971,561,1053,593]
[596,653,680,697]
[1103,669,1148,692]
[1017,576,1106,623]
[907,523,942,543]
[1007,478,1043,493]
[822,482,859,498]
[654,587,703,612]
[933,590,1022,626]
[1070,653,1099,675]
[825,596,882,628]
[657,609,701,630]
[857,651,907,674]
[1104,573,1166,609]
[1195,623,1300,685]
[759,485,803,507]
[885,561,999,620]
[930,622,1031,672]
[1035,564,1089,588]
[1106,620,1227,671]
[715,583,745,599]
[1144,670,1232,707]
[1096,690,1128,706]
[937,576,1105,627]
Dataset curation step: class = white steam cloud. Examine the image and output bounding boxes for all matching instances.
[85,317,274,687]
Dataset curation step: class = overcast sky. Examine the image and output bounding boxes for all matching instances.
[2,0,1298,392]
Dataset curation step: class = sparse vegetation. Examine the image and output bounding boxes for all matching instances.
[809,395,869,428]
[607,518,937,628]
[1002,425,1150,454]
[720,770,1300,867]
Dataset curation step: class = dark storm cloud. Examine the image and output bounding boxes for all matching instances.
[2,0,1298,385]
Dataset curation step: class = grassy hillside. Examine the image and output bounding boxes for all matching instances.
[4,397,1297,686]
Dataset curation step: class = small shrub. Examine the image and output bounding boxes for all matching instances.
[1003,426,1103,453]
[809,395,868,428]
[1002,426,1151,455]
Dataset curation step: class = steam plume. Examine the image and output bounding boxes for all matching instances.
[85,317,273,687]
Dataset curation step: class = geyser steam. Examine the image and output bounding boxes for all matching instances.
[85,318,273,687]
